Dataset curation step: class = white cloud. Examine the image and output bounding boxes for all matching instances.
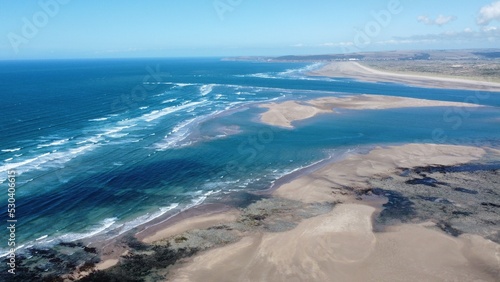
[417,15,456,26]
[317,27,500,50]
[477,1,500,25]
[320,42,355,47]
[482,26,498,31]
[392,27,500,43]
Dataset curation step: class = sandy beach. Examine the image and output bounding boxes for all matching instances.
[173,205,499,282]
[274,143,487,203]
[309,61,500,92]
[259,94,483,128]
[164,144,499,282]
[141,209,240,243]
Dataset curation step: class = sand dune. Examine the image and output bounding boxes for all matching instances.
[173,203,499,282]
[309,61,500,91]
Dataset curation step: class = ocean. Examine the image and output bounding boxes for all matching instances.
[1,58,499,254]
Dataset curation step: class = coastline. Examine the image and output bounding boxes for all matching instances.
[138,204,240,243]
[167,143,500,281]
[308,61,500,92]
[8,59,499,280]
[40,142,500,281]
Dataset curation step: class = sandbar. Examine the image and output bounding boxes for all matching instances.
[259,94,483,128]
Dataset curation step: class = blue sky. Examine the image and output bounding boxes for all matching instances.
[1,0,499,59]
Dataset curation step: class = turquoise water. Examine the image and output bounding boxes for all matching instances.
[0,58,499,253]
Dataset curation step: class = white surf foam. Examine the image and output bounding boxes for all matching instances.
[37,138,69,149]
[278,62,325,77]
[0,142,98,178]
[35,235,48,241]
[56,217,118,242]
[174,83,197,88]
[142,101,206,122]
[102,125,134,136]
[161,98,177,104]
[1,148,21,153]
[154,118,197,150]
[199,84,215,96]
[236,63,327,81]
[0,217,117,257]
[154,109,224,151]
[116,203,179,235]
[184,190,220,210]
[89,117,108,122]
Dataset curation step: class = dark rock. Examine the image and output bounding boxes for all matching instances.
[83,247,98,254]
[79,261,96,272]
[208,225,232,230]
[436,221,463,237]
[59,242,83,248]
[452,211,472,216]
[405,177,445,187]
[399,168,411,177]
[49,257,64,263]
[418,196,453,204]
[371,188,415,222]
[453,187,478,194]
[481,202,500,208]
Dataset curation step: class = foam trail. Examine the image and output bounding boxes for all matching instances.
[199,84,215,96]
[2,148,21,153]
[161,98,177,104]
[116,203,179,235]
[89,117,108,122]
[142,101,206,122]
[0,218,117,258]
[175,83,196,87]
[35,235,48,241]
[0,143,97,177]
[154,109,224,150]
[37,138,69,148]
[278,62,325,76]
[155,118,198,150]
[56,217,118,242]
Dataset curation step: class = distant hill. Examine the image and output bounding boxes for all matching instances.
[223,49,500,62]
